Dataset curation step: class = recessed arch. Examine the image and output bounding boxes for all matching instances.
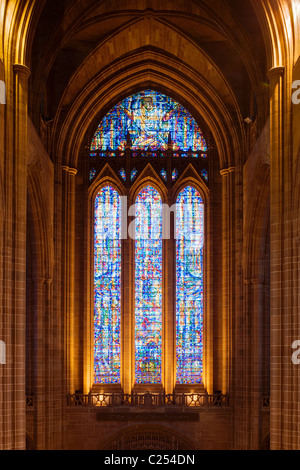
[52,16,245,172]
[89,170,126,202]
[98,423,197,450]
[58,16,236,110]
[243,156,270,281]
[172,172,209,207]
[130,169,168,206]
[87,84,212,391]
[56,67,240,173]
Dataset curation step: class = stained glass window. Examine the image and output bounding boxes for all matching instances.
[91,90,207,152]
[160,169,167,181]
[135,186,163,384]
[176,186,204,384]
[92,90,207,389]
[89,168,96,181]
[172,169,179,182]
[131,168,138,181]
[119,169,126,181]
[94,186,121,384]
[201,169,208,182]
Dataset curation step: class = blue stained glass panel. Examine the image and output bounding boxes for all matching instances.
[201,169,208,182]
[119,168,126,181]
[176,186,204,384]
[172,169,179,182]
[94,186,121,384]
[131,168,138,181]
[91,90,207,152]
[135,186,162,384]
[160,169,167,181]
[89,168,96,181]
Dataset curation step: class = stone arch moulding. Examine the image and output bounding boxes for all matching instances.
[98,424,197,451]
[27,163,54,279]
[52,17,246,172]
[76,85,215,395]
[243,156,270,281]
[1,0,46,66]
[57,15,237,110]
[89,166,126,202]
[129,163,169,205]
[172,166,210,206]
[251,0,295,70]
[55,67,240,175]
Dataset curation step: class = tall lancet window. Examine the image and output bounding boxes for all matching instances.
[94,186,122,384]
[90,90,209,390]
[134,186,163,384]
[176,186,204,384]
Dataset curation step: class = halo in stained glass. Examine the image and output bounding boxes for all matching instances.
[176,186,204,384]
[94,186,122,384]
[91,90,207,152]
[135,186,163,384]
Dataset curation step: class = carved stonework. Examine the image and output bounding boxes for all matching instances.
[101,427,195,450]
[112,433,190,450]
[96,411,199,422]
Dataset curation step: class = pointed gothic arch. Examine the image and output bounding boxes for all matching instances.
[88,89,210,394]
[99,424,197,451]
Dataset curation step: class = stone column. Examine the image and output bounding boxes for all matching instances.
[220,167,235,395]
[32,276,46,450]
[251,278,264,449]
[268,65,285,449]
[62,166,77,394]
[122,193,134,394]
[44,278,53,449]
[164,193,175,395]
[268,63,300,449]
[1,63,30,450]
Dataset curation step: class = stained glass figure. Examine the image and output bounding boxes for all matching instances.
[91,90,207,152]
[131,168,138,181]
[119,169,126,181]
[89,168,97,181]
[176,186,204,384]
[160,169,167,181]
[135,186,163,383]
[201,169,208,182]
[172,169,179,182]
[94,186,121,384]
